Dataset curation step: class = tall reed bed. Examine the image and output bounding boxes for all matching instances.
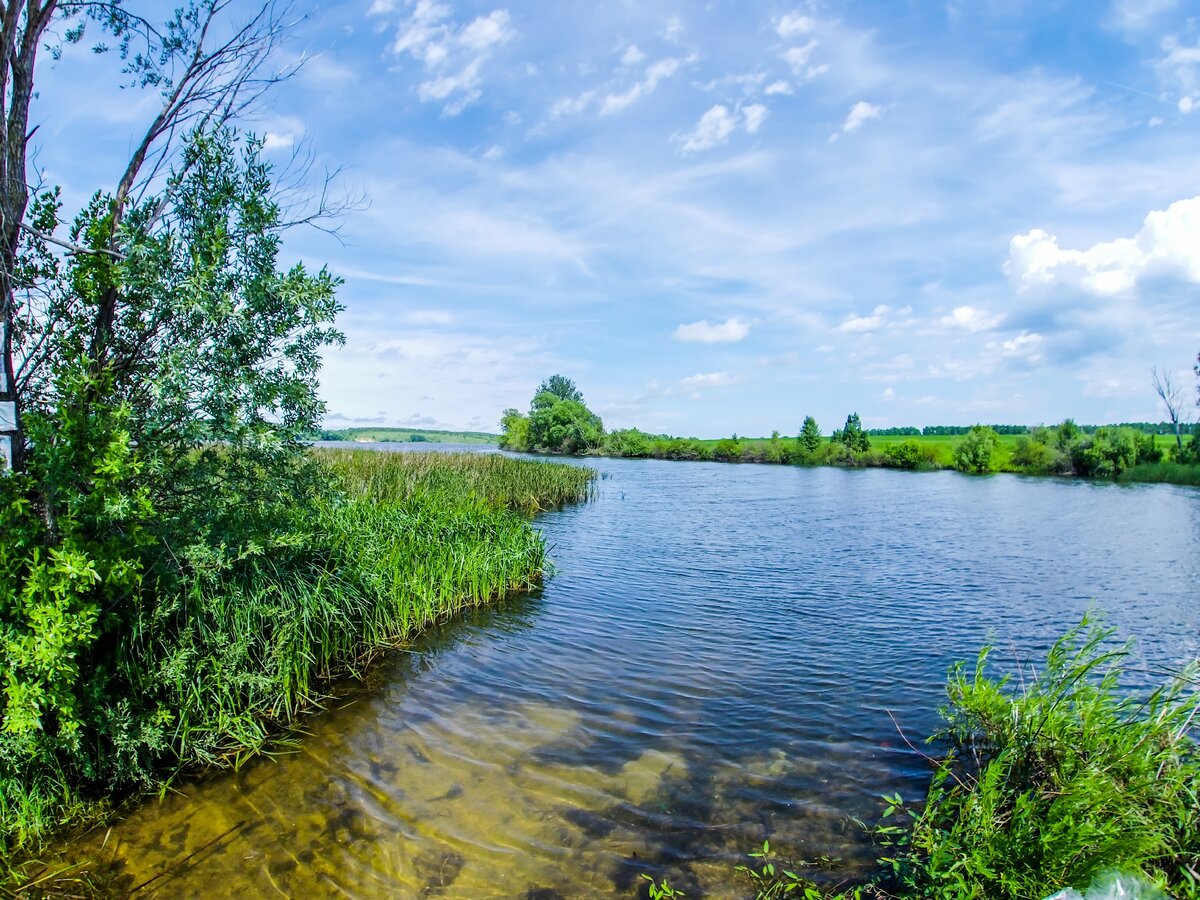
[1,450,595,882]
[147,450,596,768]
[315,447,596,511]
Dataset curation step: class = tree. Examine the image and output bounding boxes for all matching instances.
[1,2,313,475]
[536,374,583,404]
[799,416,822,453]
[1152,367,1189,454]
[499,407,530,451]
[953,425,1001,474]
[527,397,603,453]
[833,412,870,452]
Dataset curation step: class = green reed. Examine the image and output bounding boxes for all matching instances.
[1,449,594,883]
[313,447,596,512]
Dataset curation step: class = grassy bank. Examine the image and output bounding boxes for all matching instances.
[0,450,594,890]
[588,427,1200,487]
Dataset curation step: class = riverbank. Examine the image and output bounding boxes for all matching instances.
[0,450,594,894]
[565,428,1200,487]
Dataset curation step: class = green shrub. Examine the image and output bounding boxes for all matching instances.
[881,619,1200,899]
[1010,434,1070,475]
[712,438,743,461]
[952,426,1001,474]
[883,440,923,469]
[1070,427,1140,478]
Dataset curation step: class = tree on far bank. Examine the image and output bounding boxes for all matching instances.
[1151,367,1189,454]
[953,425,1001,474]
[799,416,822,453]
[832,412,870,452]
[536,374,584,404]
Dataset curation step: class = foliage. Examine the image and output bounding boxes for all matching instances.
[1009,430,1070,476]
[605,428,653,457]
[501,377,604,455]
[832,413,871,452]
[799,417,823,454]
[0,449,593,861]
[713,436,744,461]
[528,397,604,453]
[499,407,532,452]
[882,440,923,470]
[536,374,584,403]
[879,618,1200,899]
[952,426,1001,474]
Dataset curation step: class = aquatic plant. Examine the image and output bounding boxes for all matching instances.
[879,618,1200,899]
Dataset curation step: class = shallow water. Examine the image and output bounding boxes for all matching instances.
[69,452,1200,898]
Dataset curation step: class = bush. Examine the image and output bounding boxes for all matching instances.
[952,426,1001,474]
[1010,434,1070,475]
[712,437,743,461]
[604,428,652,458]
[883,440,923,469]
[1070,427,1140,478]
[881,619,1200,900]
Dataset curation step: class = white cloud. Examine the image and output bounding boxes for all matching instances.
[1107,0,1178,33]
[840,100,882,136]
[601,57,684,114]
[743,103,768,134]
[679,103,766,152]
[776,13,816,38]
[764,80,793,96]
[1180,96,1196,114]
[673,317,751,343]
[621,44,646,66]
[262,131,295,152]
[679,372,737,388]
[939,305,1005,332]
[781,40,819,74]
[838,312,885,332]
[680,104,738,151]
[1006,195,1200,296]
[388,2,514,115]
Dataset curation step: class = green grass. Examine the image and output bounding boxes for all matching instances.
[322,427,499,445]
[1119,461,1200,486]
[880,618,1200,899]
[0,450,595,889]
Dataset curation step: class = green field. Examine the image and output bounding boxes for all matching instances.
[692,432,1182,469]
[321,427,500,445]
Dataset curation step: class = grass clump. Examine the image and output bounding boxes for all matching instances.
[880,618,1200,899]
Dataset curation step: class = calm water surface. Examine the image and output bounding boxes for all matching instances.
[72,449,1200,898]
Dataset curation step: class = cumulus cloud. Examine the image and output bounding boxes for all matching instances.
[680,103,768,152]
[673,317,751,343]
[1006,195,1200,296]
[387,1,514,115]
[764,80,793,96]
[939,305,1005,332]
[679,372,737,388]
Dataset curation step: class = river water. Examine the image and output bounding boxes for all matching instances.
[69,450,1200,898]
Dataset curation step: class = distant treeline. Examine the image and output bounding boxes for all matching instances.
[312,426,499,445]
[873,422,1186,437]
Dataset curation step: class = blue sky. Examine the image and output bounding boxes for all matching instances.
[31,0,1200,436]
